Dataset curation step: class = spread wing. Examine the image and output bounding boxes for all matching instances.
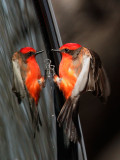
[12,53,26,103]
[72,47,110,102]
[86,50,110,102]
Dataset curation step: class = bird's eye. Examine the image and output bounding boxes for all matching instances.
[28,52,33,56]
[64,49,70,53]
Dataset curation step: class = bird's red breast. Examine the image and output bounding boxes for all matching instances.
[25,57,41,105]
[59,55,77,99]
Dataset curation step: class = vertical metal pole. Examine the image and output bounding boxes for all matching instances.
[78,117,87,160]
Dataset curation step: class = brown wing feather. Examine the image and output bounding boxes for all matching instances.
[12,52,26,103]
[87,50,110,102]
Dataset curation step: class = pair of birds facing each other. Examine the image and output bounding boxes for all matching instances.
[12,43,110,142]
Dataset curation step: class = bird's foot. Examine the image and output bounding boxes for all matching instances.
[38,77,45,87]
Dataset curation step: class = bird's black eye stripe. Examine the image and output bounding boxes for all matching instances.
[64,48,70,53]
[28,52,33,56]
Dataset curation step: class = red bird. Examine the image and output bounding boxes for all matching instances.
[52,43,110,142]
[12,47,44,134]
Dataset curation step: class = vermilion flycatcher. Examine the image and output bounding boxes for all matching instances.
[52,43,110,142]
[12,47,44,133]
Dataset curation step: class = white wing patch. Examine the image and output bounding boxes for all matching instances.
[71,55,90,98]
[12,60,25,97]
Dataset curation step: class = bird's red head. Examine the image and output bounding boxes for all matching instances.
[51,43,82,58]
[59,43,81,51]
[59,43,82,58]
[20,47,36,54]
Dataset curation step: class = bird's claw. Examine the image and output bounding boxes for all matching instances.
[38,79,42,85]
[38,77,45,88]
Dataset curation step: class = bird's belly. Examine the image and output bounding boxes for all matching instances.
[60,77,76,99]
[25,67,41,105]
[59,57,78,99]
[26,79,41,105]
[59,69,77,99]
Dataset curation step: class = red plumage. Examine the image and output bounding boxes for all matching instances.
[20,47,36,54]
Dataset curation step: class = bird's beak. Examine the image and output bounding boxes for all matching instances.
[51,49,61,53]
[35,50,44,55]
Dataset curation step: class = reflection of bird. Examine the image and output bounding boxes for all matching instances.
[52,43,110,142]
[12,47,44,134]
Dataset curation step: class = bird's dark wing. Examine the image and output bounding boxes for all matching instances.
[85,49,110,102]
[12,53,26,103]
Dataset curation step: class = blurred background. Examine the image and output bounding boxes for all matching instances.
[51,0,120,160]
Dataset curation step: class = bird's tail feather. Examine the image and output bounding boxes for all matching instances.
[57,97,81,143]
[29,99,42,137]
[33,111,42,138]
